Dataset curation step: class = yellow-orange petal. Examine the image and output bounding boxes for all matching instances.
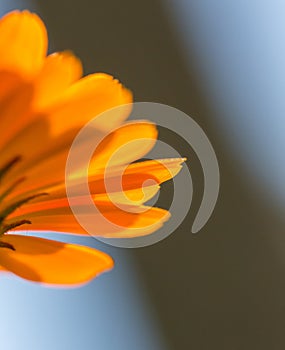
[0,74,133,175]
[69,158,185,196]
[94,184,161,205]
[2,158,184,209]
[0,81,34,152]
[88,121,158,170]
[23,205,169,238]
[21,208,170,238]
[0,235,113,285]
[0,11,47,78]
[0,71,25,102]
[1,121,157,197]
[32,51,83,110]
[124,158,185,182]
[47,73,133,136]
[6,196,170,237]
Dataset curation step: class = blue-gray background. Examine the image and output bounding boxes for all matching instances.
[1,1,285,349]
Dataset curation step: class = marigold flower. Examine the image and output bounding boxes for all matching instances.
[0,10,184,286]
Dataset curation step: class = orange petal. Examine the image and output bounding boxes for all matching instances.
[121,158,185,185]
[47,73,132,136]
[0,81,34,152]
[69,121,158,181]
[94,184,161,204]
[2,158,184,210]
[64,158,184,203]
[32,51,83,110]
[89,121,158,170]
[0,75,133,176]
[6,198,170,237]
[0,235,113,285]
[1,121,157,198]
[23,210,169,238]
[0,72,25,102]
[70,157,184,194]
[0,11,47,78]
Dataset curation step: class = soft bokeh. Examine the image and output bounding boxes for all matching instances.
[166,0,285,212]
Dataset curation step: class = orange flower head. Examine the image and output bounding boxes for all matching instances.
[0,10,184,286]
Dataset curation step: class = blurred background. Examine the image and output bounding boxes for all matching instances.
[1,0,285,349]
